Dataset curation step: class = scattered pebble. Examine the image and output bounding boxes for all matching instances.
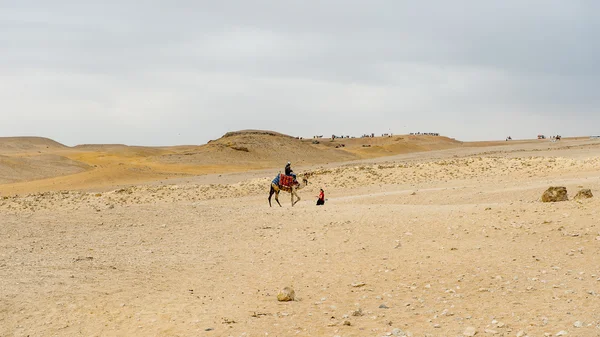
[352,308,364,317]
[391,328,405,336]
[463,326,477,336]
[277,287,295,302]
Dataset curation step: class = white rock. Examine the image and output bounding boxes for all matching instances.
[573,321,583,328]
[463,327,477,336]
[556,331,568,336]
[392,328,406,336]
[516,330,525,337]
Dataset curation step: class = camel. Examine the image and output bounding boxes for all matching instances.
[268,174,309,207]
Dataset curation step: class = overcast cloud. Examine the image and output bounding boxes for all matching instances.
[1,1,598,146]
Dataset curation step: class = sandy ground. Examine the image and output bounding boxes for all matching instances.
[2,138,600,337]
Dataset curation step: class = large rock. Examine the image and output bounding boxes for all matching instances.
[542,187,568,202]
[574,189,593,200]
[277,287,295,302]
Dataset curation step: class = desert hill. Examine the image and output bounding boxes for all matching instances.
[0,137,90,185]
[0,136,67,153]
[0,130,570,195]
[0,154,90,184]
[310,134,463,158]
[159,130,359,167]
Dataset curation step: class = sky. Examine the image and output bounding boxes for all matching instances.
[1,1,599,146]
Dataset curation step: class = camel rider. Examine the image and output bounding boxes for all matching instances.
[285,162,297,181]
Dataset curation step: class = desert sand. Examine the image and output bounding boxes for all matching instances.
[2,132,600,337]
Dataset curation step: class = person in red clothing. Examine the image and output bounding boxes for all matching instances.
[316,188,325,205]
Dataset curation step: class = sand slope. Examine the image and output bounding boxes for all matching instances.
[0,154,90,184]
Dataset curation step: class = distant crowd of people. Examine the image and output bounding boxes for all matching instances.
[410,132,440,136]
[310,133,398,140]
[537,135,562,141]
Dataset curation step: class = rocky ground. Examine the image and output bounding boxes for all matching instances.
[2,140,600,336]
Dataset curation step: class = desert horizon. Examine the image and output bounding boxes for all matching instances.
[0,130,590,196]
[3,130,600,336]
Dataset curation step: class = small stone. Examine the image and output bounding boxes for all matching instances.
[516,331,525,337]
[485,329,498,334]
[463,326,477,336]
[574,189,593,200]
[205,328,214,331]
[352,308,364,316]
[391,328,405,336]
[379,304,389,309]
[556,331,568,336]
[573,321,583,328]
[277,287,295,302]
[433,324,441,328]
[343,320,351,326]
[351,282,366,287]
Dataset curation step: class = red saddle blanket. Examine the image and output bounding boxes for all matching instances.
[279,174,295,187]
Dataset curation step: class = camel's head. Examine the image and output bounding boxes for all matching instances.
[294,174,309,189]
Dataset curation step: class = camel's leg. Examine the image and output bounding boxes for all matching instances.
[291,188,294,206]
[268,185,275,207]
[274,185,282,207]
[275,190,281,207]
[292,188,300,206]
[269,184,282,207]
